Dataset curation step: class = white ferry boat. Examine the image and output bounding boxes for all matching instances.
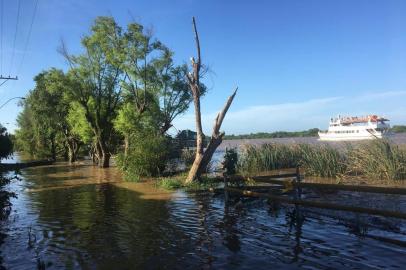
[318,115,391,141]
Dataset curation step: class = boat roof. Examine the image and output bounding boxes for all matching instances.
[332,115,389,124]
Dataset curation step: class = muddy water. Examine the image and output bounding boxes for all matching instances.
[1,161,406,269]
[218,133,406,150]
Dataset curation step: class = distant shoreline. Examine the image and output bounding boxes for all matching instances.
[223,126,406,140]
[218,132,406,150]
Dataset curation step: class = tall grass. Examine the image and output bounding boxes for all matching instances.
[237,140,406,181]
[238,143,300,175]
[298,144,347,178]
[346,140,406,181]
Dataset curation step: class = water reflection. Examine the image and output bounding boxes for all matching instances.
[0,163,405,269]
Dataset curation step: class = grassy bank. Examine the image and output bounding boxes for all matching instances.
[238,140,406,181]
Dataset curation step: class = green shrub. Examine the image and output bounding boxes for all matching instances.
[117,134,170,181]
[0,125,13,160]
[180,148,195,168]
[222,148,238,176]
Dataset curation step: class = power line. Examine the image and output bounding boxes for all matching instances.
[9,0,21,76]
[17,0,39,75]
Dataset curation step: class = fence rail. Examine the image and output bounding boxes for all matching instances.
[222,167,406,219]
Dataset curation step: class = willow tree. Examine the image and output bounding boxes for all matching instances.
[41,69,83,162]
[186,18,238,183]
[15,69,77,161]
[118,23,200,155]
[60,17,126,167]
[115,24,200,178]
[155,49,204,135]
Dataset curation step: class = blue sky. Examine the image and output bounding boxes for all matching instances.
[0,0,405,134]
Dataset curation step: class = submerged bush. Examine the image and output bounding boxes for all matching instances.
[117,134,170,181]
[157,178,184,190]
[180,148,196,168]
[222,148,238,176]
[157,175,220,191]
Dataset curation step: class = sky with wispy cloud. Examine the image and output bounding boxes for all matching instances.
[174,90,406,134]
[0,0,405,134]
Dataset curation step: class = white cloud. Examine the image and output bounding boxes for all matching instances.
[172,91,406,135]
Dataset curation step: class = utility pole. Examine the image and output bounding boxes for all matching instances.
[0,75,18,87]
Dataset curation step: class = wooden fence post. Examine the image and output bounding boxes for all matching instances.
[296,166,302,199]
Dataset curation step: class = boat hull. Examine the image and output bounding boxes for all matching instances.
[318,132,388,141]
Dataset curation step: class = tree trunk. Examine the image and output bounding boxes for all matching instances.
[63,145,69,161]
[124,135,129,158]
[99,152,110,168]
[90,142,99,165]
[97,139,110,168]
[67,139,80,163]
[186,89,237,183]
[184,17,238,183]
[50,136,57,161]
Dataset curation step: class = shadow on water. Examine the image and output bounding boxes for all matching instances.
[0,162,405,269]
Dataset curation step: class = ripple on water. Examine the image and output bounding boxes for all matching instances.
[1,163,406,269]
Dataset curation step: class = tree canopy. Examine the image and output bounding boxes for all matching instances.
[16,16,199,178]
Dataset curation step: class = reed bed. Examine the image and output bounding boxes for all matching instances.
[346,140,406,181]
[238,143,300,174]
[237,140,406,181]
[298,144,347,178]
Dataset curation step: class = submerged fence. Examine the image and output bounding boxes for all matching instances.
[222,167,406,220]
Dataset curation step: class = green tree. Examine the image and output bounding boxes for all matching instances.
[60,16,197,170]
[15,68,82,161]
[115,28,199,178]
[60,17,126,167]
[15,104,37,157]
[0,124,13,160]
[16,71,64,159]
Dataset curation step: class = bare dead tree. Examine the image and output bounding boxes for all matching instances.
[185,17,238,183]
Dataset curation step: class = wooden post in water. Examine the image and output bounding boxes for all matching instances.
[224,175,229,202]
[295,166,302,200]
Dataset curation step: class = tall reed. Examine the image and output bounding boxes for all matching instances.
[297,144,347,178]
[346,140,406,181]
[238,143,300,176]
[237,140,406,181]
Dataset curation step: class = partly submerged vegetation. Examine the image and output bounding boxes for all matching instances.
[13,16,232,183]
[238,140,406,181]
[156,175,220,191]
[0,125,16,222]
[14,16,203,181]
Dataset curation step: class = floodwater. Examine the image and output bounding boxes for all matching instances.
[1,160,406,269]
[218,133,406,150]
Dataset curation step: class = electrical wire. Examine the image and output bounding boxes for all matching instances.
[9,0,21,75]
[17,0,39,75]
[0,0,3,75]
